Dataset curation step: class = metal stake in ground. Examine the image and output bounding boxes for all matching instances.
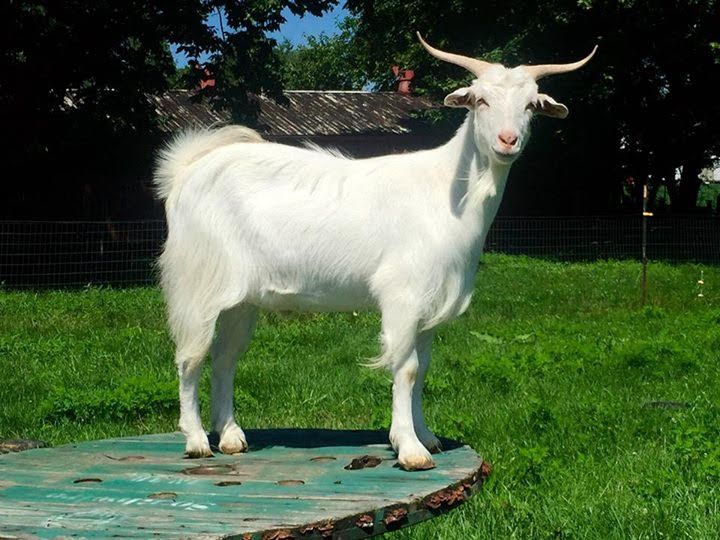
[641,183,653,305]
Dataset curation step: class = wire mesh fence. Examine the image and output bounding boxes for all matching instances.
[0,216,718,289]
[485,215,720,262]
[0,221,166,289]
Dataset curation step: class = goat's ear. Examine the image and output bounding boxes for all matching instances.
[444,87,478,109]
[533,93,569,119]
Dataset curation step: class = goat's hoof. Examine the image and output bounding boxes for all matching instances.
[398,452,436,471]
[426,439,444,454]
[398,443,436,471]
[185,447,214,459]
[219,440,248,455]
[219,429,248,455]
[420,434,443,454]
[185,435,214,458]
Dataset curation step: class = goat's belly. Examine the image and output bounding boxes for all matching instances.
[251,283,374,313]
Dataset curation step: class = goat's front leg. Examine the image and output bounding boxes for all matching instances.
[379,302,435,470]
[413,330,443,454]
[391,349,436,470]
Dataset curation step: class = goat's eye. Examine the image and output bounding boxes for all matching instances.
[476,97,488,108]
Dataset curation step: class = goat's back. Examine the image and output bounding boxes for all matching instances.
[158,132,443,313]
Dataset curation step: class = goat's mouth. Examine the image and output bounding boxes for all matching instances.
[491,146,520,163]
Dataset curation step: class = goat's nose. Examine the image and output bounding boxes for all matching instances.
[498,130,518,147]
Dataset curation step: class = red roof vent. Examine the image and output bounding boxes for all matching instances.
[392,66,414,94]
[194,64,215,90]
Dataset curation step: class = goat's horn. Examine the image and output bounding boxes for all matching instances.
[416,32,492,78]
[523,45,598,80]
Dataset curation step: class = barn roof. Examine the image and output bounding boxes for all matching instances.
[150,90,435,137]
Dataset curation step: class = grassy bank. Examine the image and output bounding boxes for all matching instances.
[1,254,719,538]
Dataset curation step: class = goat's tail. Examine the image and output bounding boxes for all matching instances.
[363,327,417,371]
[153,125,264,202]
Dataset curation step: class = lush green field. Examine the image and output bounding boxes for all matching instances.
[1,254,719,539]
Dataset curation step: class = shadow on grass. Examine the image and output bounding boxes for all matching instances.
[208,428,463,451]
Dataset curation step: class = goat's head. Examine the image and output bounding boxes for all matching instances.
[418,33,596,165]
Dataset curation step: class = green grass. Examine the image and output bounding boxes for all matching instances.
[1,254,719,538]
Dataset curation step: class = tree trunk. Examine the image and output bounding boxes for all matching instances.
[673,156,703,213]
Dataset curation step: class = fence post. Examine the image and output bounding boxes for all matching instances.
[641,183,653,305]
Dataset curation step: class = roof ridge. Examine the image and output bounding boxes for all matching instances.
[283,90,396,94]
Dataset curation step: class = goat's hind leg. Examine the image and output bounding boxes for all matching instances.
[210,303,258,455]
[175,316,217,458]
[413,330,443,454]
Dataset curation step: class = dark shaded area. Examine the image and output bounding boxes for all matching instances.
[210,428,463,452]
[0,0,339,222]
[1,1,187,221]
[3,2,720,223]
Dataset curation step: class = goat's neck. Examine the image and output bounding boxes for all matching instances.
[441,114,511,224]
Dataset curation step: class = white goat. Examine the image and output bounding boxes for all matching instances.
[155,34,596,470]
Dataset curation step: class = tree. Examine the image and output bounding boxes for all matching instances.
[346,0,720,214]
[276,18,368,90]
[0,0,337,219]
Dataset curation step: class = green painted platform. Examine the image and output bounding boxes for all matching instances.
[0,430,490,539]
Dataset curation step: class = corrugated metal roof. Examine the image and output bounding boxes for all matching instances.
[150,91,229,132]
[151,90,435,137]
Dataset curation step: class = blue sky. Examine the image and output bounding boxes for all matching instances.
[172,4,348,67]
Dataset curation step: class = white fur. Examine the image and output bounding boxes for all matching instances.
[155,64,568,469]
